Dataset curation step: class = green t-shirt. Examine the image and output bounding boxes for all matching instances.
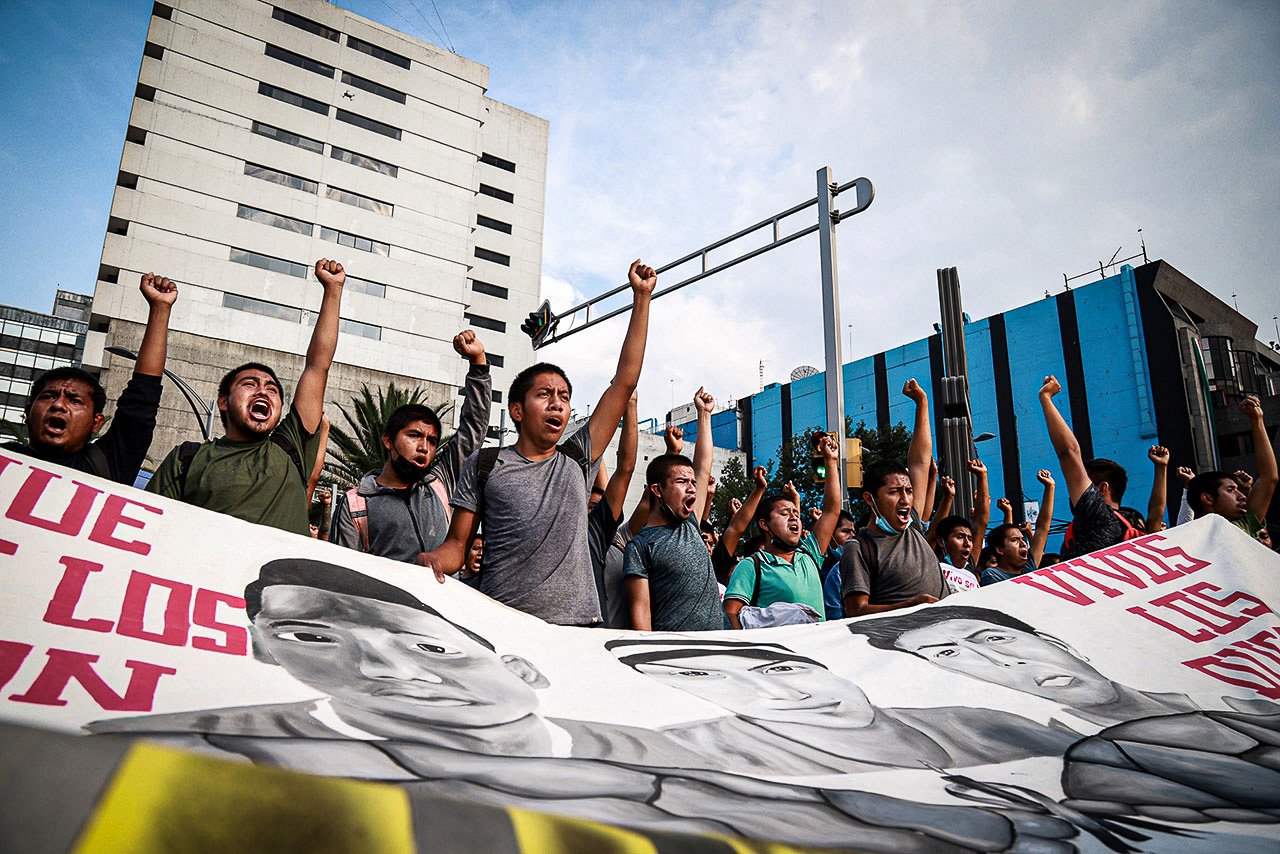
[724,533,826,618]
[1234,510,1266,539]
[147,405,320,536]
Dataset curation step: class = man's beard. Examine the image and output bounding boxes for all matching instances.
[390,453,429,484]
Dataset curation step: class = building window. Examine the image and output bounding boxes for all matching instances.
[344,275,387,298]
[480,152,516,173]
[474,247,510,266]
[330,146,397,177]
[264,43,335,77]
[471,280,508,299]
[272,7,339,42]
[229,248,308,277]
[325,186,393,216]
[476,214,512,234]
[335,108,401,140]
[340,318,382,340]
[478,183,514,203]
[223,292,303,322]
[340,71,406,104]
[346,36,410,69]
[251,120,324,153]
[258,82,329,116]
[465,313,506,333]
[236,203,313,235]
[319,226,390,256]
[487,353,504,368]
[491,390,503,402]
[244,162,317,194]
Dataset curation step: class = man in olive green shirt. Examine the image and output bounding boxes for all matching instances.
[147,259,345,536]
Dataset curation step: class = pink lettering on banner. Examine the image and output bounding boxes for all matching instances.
[42,556,114,633]
[191,589,249,656]
[0,641,34,693]
[116,573,192,647]
[5,469,101,535]
[1011,534,1214,607]
[87,494,162,556]
[1184,627,1280,700]
[7,648,176,711]
[1128,582,1270,643]
[1,461,159,555]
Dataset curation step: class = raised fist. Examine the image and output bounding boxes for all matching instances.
[1148,445,1170,466]
[664,425,684,455]
[706,476,717,495]
[996,497,1012,513]
[752,465,768,489]
[628,259,657,296]
[1036,469,1055,486]
[1239,394,1263,420]
[1234,470,1254,492]
[1176,465,1195,485]
[694,386,715,414]
[940,475,955,496]
[453,329,485,363]
[902,378,926,402]
[140,272,178,306]
[966,458,987,474]
[315,258,345,289]
[1040,375,1061,398]
[729,497,743,515]
[782,480,800,506]
[809,506,822,522]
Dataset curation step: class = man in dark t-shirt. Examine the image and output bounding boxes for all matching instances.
[586,393,639,622]
[5,272,176,484]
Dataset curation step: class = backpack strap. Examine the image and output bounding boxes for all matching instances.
[82,442,110,480]
[473,447,502,523]
[749,553,763,607]
[176,441,203,499]
[427,476,453,525]
[346,488,369,551]
[268,432,307,482]
[554,440,591,481]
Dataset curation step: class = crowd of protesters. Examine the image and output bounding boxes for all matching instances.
[6,259,1278,631]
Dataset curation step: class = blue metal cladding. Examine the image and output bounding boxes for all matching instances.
[749,384,785,469]
[844,356,879,431]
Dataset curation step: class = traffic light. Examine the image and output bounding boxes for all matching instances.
[846,437,863,489]
[812,432,836,483]
[520,300,556,349]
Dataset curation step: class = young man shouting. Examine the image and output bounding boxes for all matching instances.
[1187,394,1277,542]
[418,260,655,626]
[148,259,345,536]
[7,272,177,484]
[330,330,491,561]
[623,388,725,632]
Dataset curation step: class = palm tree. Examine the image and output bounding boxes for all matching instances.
[324,382,452,490]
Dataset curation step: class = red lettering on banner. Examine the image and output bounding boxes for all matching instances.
[8,648,176,711]
[1010,535,1215,607]
[42,556,114,633]
[5,469,101,535]
[87,494,161,555]
[1184,627,1280,700]
[116,572,191,646]
[0,539,16,555]
[1133,536,1212,575]
[191,589,248,656]
[0,641,34,692]
[1128,583,1270,642]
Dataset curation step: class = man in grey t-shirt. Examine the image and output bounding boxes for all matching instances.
[418,260,657,625]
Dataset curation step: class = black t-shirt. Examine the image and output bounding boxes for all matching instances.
[1062,484,1131,559]
[4,372,162,485]
[710,540,736,586]
[587,496,622,620]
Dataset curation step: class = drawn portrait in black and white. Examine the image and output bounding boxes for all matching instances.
[604,636,1077,775]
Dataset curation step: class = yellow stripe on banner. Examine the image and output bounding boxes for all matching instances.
[507,807,660,854]
[72,742,415,854]
[714,835,867,854]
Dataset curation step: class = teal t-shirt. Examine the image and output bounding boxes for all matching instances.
[724,533,826,618]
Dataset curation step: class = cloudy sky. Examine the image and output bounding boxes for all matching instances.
[2,0,1277,420]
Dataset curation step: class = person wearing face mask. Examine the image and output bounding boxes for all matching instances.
[622,389,724,632]
[329,330,490,562]
[840,380,950,618]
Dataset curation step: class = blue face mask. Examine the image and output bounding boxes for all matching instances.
[875,514,911,535]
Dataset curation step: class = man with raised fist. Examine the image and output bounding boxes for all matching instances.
[6,272,176,484]
[147,259,345,536]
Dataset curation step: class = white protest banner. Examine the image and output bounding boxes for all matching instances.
[0,450,1278,853]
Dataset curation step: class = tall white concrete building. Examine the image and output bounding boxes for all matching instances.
[86,0,547,466]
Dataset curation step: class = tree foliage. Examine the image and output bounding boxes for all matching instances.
[324,382,452,490]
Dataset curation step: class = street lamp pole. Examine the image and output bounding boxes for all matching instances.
[104,346,216,441]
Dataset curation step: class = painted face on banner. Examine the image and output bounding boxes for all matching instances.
[632,652,875,727]
[252,586,539,727]
[894,618,1118,707]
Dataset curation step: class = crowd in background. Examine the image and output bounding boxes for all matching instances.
[6,260,1277,633]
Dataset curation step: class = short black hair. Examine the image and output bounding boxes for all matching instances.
[218,362,282,427]
[985,522,1022,550]
[646,453,693,487]
[1084,458,1127,503]
[837,510,856,527]
[383,403,441,447]
[1187,471,1233,517]
[700,519,716,535]
[935,515,973,541]
[846,604,1038,655]
[507,362,571,429]
[28,367,106,415]
[753,493,795,533]
[605,637,825,670]
[245,558,494,651]
[863,458,910,495]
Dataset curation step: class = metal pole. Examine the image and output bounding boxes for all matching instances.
[816,167,847,493]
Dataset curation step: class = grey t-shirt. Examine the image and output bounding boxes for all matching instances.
[451,423,601,625]
[840,511,950,606]
[604,527,633,629]
[623,516,728,632]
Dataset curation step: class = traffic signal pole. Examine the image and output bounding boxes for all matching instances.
[523,168,875,495]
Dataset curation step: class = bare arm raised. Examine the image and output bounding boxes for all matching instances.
[1241,395,1278,519]
[604,391,640,523]
[1145,445,1170,533]
[295,260,345,433]
[1039,375,1091,505]
[690,388,716,523]
[135,273,177,377]
[588,261,655,460]
[903,379,932,517]
[1030,469,1055,566]
[810,434,843,553]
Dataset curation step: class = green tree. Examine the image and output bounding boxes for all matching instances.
[708,455,753,532]
[324,382,452,490]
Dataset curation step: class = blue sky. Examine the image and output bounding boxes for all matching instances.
[2,0,1278,417]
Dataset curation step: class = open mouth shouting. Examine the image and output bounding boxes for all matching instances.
[543,414,564,433]
[248,397,275,423]
[41,414,68,437]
